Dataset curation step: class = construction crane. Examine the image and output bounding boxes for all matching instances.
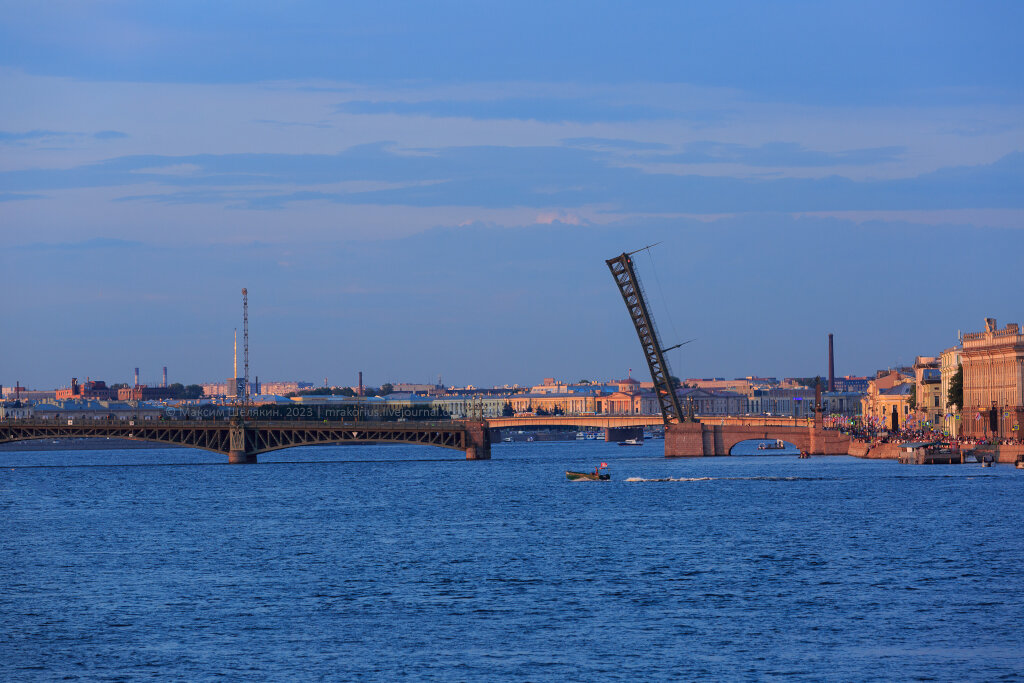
[606,248,686,426]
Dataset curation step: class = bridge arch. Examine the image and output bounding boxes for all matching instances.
[727,438,801,455]
[718,427,810,456]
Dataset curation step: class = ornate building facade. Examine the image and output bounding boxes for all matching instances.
[960,318,1024,440]
[940,346,961,437]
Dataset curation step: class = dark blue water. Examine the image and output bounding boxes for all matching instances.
[2,440,1023,681]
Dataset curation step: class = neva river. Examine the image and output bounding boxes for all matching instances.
[2,440,1023,681]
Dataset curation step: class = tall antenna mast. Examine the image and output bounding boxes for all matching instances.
[242,288,250,415]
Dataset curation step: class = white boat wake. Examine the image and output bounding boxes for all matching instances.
[624,476,828,483]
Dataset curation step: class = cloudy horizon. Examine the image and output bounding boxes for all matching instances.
[2,1,1022,389]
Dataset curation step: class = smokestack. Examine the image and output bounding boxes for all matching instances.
[828,333,835,392]
[359,371,364,397]
[162,366,167,388]
[134,367,140,387]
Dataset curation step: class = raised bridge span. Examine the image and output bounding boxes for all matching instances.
[0,414,850,462]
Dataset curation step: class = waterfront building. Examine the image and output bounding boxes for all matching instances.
[686,378,762,395]
[258,381,314,396]
[55,378,115,401]
[33,399,163,421]
[679,388,749,416]
[820,391,863,417]
[0,401,33,419]
[601,390,660,415]
[832,376,870,393]
[391,382,445,395]
[960,318,1024,440]
[200,382,226,397]
[746,388,861,419]
[940,346,962,437]
[117,385,176,401]
[912,356,943,429]
[429,395,508,418]
[506,391,603,416]
[0,387,57,401]
[860,383,913,429]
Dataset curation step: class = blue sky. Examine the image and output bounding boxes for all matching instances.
[2,1,1022,389]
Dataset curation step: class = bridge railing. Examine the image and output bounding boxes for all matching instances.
[0,417,471,430]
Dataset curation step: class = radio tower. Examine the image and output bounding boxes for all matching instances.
[242,288,250,417]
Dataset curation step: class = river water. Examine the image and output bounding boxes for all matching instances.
[2,439,1023,681]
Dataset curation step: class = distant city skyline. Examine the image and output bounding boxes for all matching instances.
[2,2,1021,388]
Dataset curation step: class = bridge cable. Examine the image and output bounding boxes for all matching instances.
[644,247,684,376]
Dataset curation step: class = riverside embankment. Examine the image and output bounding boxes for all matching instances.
[848,438,1024,463]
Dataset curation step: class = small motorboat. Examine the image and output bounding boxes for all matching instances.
[567,463,610,481]
[798,450,810,459]
[618,438,643,446]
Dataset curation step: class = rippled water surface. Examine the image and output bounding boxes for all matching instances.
[2,440,1023,681]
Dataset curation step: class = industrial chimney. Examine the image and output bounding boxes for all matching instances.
[827,333,835,392]
[358,371,364,397]
[162,366,167,388]
[134,367,140,387]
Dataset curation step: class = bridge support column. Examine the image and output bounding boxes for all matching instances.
[606,427,641,442]
[665,422,706,457]
[228,450,257,464]
[465,421,491,460]
[228,426,256,464]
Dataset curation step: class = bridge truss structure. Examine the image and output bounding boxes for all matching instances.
[0,419,484,462]
[606,251,685,425]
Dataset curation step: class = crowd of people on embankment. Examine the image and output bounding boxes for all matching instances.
[827,425,1020,448]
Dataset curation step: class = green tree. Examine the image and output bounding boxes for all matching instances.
[907,383,917,411]
[183,384,204,399]
[947,363,964,411]
[501,401,515,417]
[379,383,393,396]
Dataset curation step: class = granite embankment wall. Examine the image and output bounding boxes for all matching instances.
[973,444,1024,463]
[848,439,1024,463]
[847,440,901,460]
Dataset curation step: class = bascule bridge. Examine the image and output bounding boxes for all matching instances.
[606,249,849,457]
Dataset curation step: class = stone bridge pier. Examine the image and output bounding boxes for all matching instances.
[228,425,257,464]
[464,421,491,460]
[606,426,643,442]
